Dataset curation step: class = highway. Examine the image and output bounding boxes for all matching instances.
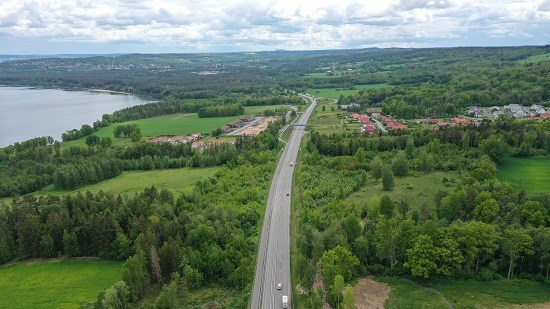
[251,95,316,309]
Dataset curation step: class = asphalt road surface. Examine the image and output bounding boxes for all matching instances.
[251,95,316,309]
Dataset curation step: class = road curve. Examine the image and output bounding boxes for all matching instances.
[251,95,316,309]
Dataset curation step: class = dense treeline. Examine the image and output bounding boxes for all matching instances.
[0,120,284,308]
[0,134,240,195]
[242,96,303,106]
[294,118,550,308]
[197,103,244,118]
[338,57,550,119]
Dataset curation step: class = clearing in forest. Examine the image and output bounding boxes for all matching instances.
[34,166,221,197]
[346,171,459,217]
[497,157,550,194]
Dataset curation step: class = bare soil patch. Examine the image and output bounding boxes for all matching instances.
[235,116,277,136]
[354,277,392,309]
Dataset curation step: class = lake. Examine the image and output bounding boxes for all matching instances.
[0,87,150,147]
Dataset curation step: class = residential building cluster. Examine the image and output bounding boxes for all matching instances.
[349,112,408,132]
[350,113,376,133]
[469,104,548,119]
[372,113,408,130]
[423,117,473,128]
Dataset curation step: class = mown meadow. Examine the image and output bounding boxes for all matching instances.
[383,278,550,308]
[0,259,122,309]
[497,156,550,194]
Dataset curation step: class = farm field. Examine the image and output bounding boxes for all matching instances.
[346,171,459,217]
[0,259,122,309]
[34,166,221,197]
[304,72,346,78]
[63,105,287,147]
[306,83,391,99]
[497,157,550,194]
[519,52,550,63]
[381,277,550,309]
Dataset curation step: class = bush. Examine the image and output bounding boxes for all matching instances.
[366,264,387,275]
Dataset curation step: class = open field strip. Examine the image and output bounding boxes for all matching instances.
[306,83,391,99]
[35,166,221,197]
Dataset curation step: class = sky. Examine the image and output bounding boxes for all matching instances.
[0,0,549,54]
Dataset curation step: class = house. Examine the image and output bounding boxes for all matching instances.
[340,103,360,110]
[373,113,408,130]
[451,117,470,125]
[191,141,205,149]
[350,113,377,134]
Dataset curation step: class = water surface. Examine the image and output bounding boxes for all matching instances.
[0,87,150,147]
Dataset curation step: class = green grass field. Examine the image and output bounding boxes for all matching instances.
[304,72,345,79]
[309,103,349,134]
[63,105,287,147]
[382,277,550,309]
[497,157,550,194]
[306,83,391,99]
[519,53,550,63]
[345,171,459,217]
[0,259,122,309]
[35,166,220,197]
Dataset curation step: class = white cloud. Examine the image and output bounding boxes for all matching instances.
[0,0,548,53]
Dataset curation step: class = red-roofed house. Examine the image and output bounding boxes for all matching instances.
[350,113,377,134]
[191,141,205,149]
[373,113,408,130]
[451,117,470,125]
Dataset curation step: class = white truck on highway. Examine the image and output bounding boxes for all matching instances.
[282,295,288,308]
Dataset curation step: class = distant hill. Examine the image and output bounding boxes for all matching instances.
[0,54,122,63]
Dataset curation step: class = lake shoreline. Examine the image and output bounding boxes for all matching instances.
[0,86,151,147]
[0,84,153,100]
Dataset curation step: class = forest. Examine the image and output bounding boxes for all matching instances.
[0,122,283,308]
[292,117,550,308]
